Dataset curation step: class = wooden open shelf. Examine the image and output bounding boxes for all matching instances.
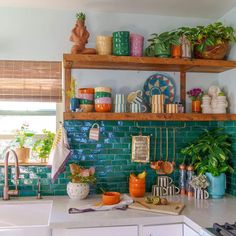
[64,112,236,121]
[63,54,236,73]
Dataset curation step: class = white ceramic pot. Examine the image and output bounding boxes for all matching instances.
[67,182,90,200]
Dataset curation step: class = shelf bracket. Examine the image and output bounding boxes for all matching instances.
[180,72,186,112]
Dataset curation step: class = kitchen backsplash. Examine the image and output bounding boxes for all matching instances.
[0,120,236,197]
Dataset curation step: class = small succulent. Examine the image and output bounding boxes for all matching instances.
[190,175,209,189]
[76,12,86,21]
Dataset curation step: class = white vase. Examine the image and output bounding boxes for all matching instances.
[67,182,90,200]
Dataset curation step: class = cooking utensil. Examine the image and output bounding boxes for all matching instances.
[156,128,165,174]
[172,128,176,166]
[163,128,174,174]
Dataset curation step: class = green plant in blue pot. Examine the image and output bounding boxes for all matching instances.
[180,128,234,199]
[66,78,79,112]
[145,31,180,58]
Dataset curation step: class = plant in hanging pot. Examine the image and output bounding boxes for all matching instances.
[12,123,34,163]
[32,129,55,163]
[187,88,204,113]
[180,128,234,199]
[145,31,180,58]
[67,163,96,200]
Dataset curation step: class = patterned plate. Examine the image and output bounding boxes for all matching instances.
[143,73,176,105]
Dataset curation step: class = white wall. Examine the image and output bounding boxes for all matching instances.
[218,7,236,113]
[0,7,217,111]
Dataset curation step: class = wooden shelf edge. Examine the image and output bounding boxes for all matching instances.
[63,54,236,73]
[64,112,236,121]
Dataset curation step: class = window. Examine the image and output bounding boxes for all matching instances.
[0,101,57,161]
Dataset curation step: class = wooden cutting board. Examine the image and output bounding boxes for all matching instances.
[129,198,185,215]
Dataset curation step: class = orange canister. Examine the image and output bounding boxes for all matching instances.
[129,177,146,198]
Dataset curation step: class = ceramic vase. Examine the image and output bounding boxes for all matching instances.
[192,100,201,113]
[70,98,80,112]
[154,43,171,58]
[67,182,90,200]
[205,172,226,199]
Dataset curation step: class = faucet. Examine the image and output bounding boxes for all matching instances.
[36,177,42,199]
[3,149,20,200]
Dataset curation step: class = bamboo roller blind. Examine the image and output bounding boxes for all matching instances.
[0,60,62,102]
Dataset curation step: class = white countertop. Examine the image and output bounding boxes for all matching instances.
[1,194,236,233]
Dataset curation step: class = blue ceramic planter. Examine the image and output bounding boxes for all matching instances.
[205,172,226,199]
[70,98,80,112]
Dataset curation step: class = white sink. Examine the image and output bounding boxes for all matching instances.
[0,201,52,228]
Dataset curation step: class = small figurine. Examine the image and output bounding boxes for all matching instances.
[70,12,96,54]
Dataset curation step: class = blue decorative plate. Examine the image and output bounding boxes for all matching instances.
[143,73,176,105]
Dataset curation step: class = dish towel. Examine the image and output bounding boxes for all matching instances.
[48,126,71,183]
[68,194,133,214]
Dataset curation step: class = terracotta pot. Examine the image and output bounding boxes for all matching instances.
[171,45,182,58]
[194,41,229,60]
[129,177,145,197]
[14,147,30,163]
[192,100,201,113]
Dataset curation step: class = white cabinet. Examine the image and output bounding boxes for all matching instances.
[183,224,199,236]
[0,227,51,236]
[52,225,138,236]
[142,224,182,236]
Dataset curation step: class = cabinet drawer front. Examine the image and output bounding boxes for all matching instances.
[58,225,138,236]
[143,224,182,236]
[184,224,199,236]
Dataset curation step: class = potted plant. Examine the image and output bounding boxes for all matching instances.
[178,22,236,59]
[32,129,55,163]
[66,78,79,112]
[180,128,234,199]
[187,88,204,113]
[145,31,180,58]
[13,123,34,163]
[67,163,96,200]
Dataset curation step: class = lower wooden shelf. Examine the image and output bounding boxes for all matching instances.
[64,112,236,121]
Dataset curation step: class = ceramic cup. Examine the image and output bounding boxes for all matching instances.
[152,185,167,197]
[115,103,126,113]
[151,94,164,105]
[194,188,209,200]
[157,176,173,187]
[130,34,144,57]
[128,90,147,112]
[115,94,126,104]
[166,104,178,113]
[166,185,180,195]
[152,103,164,113]
[96,35,113,55]
[130,103,146,113]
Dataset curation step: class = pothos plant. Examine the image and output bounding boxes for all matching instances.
[180,128,234,176]
[145,31,180,56]
[177,22,236,52]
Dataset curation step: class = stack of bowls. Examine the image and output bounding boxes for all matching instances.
[112,31,130,56]
[78,88,94,112]
[96,35,113,55]
[95,87,112,112]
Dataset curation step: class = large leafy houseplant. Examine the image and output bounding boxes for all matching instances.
[180,128,234,177]
[145,31,180,57]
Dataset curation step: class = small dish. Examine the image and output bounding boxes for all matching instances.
[102,192,121,205]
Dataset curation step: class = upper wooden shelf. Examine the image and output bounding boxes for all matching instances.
[64,112,236,121]
[63,54,236,73]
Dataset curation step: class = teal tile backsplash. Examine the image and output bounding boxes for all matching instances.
[0,120,236,197]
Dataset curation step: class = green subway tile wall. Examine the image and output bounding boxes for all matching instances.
[0,120,235,197]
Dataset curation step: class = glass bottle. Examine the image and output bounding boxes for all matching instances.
[179,164,186,195]
[186,165,194,197]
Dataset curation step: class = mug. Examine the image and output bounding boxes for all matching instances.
[152,185,167,197]
[96,35,112,55]
[130,34,144,57]
[115,103,126,113]
[166,104,178,113]
[166,185,180,195]
[194,188,209,200]
[152,103,164,113]
[151,95,164,105]
[130,103,146,113]
[115,94,126,104]
[157,176,173,187]
[127,90,143,103]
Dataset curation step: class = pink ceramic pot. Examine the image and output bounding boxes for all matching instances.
[130,34,144,57]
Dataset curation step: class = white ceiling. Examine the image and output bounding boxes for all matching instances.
[1,0,236,19]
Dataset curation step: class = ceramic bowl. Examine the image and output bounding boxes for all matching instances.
[102,192,120,205]
[95,104,112,112]
[79,99,94,105]
[79,104,94,112]
[95,97,112,104]
[78,88,95,94]
[95,87,112,93]
[77,93,94,101]
[94,91,112,98]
